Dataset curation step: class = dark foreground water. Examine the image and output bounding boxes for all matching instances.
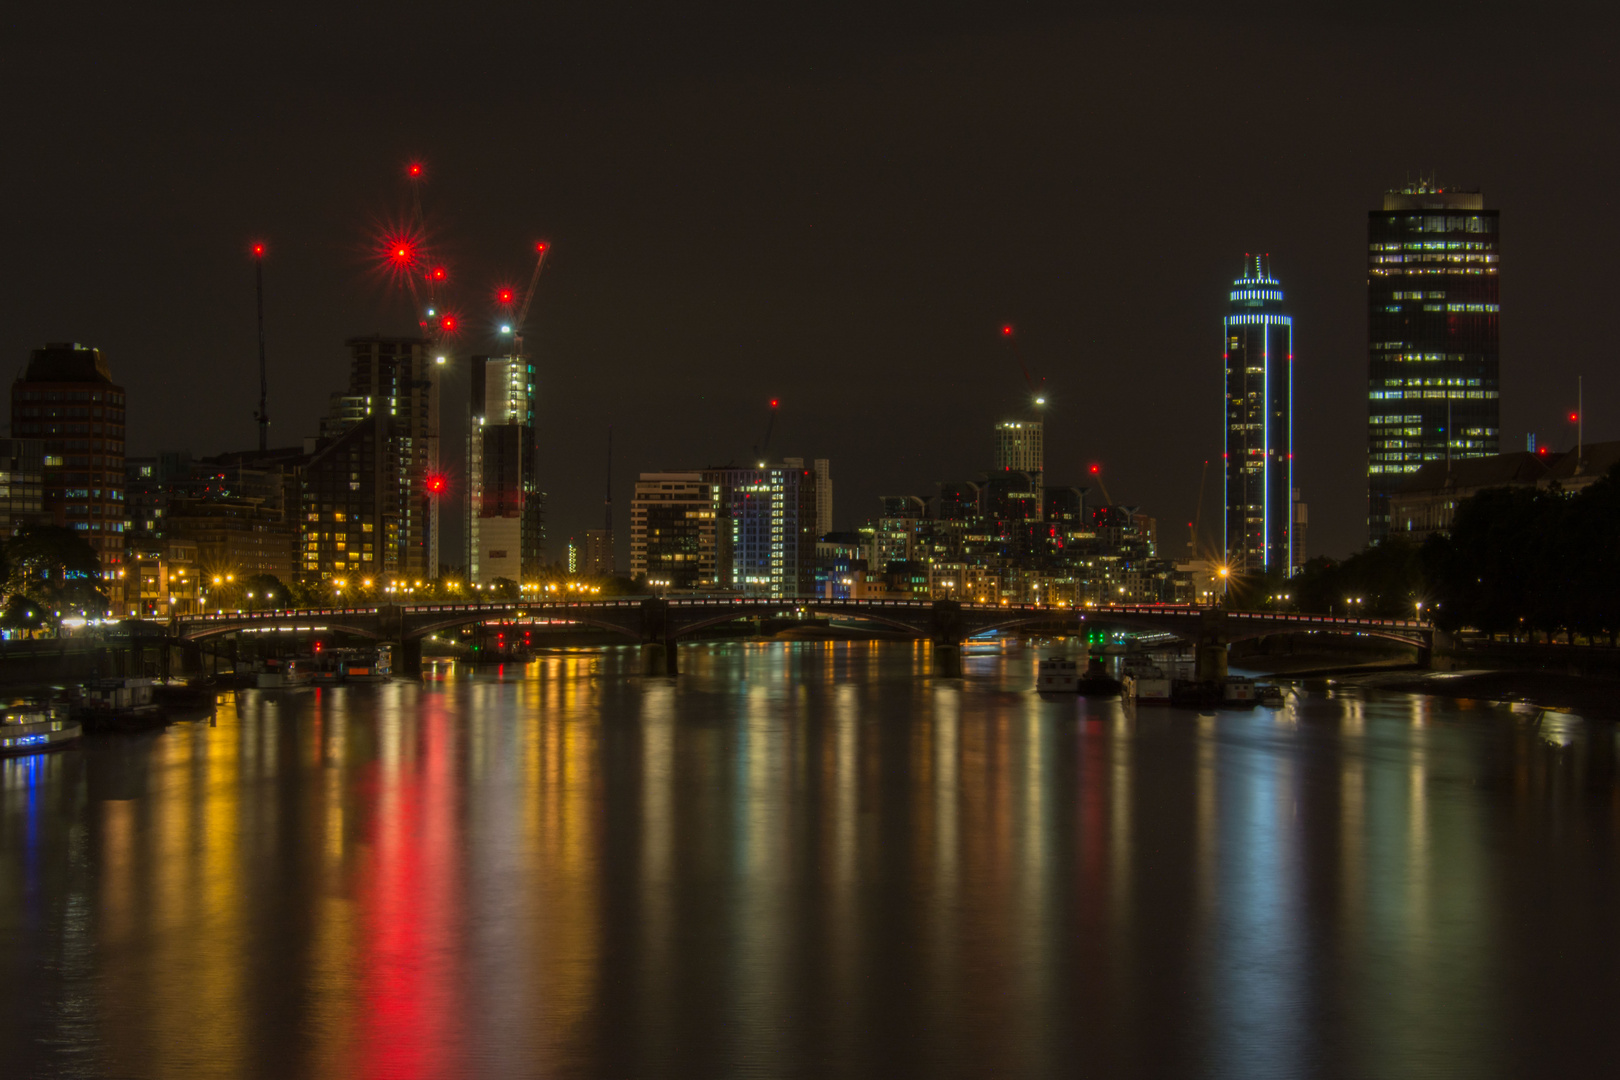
[3,641,1619,1079]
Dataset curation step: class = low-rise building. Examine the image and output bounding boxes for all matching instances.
[1388,441,1620,544]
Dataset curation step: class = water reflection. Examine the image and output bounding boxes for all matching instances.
[2,641,1619,1078]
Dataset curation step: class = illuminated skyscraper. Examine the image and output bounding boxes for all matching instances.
[302,336,437,583]
[1367,183,1500,542]
[468,354,544,583]
[1223,256,1293,575]
[993,420,1043,522]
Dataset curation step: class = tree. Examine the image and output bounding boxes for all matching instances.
[0,592,48,635]
[3,525,108,617]
[242,573,291,609]
[1293,539,1425,618]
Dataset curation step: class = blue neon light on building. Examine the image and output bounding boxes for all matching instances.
[1223,255,1295,577]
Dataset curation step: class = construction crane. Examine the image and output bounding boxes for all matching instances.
[1189,459,1210,559]
[753,398,779,464]
[251,242,269,452]
[512,242,550,358]
[1000,324,1047,413]
[1088,463,1113,506]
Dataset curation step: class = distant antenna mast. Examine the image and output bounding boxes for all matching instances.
[604,426,614,532]
[252,242,269,452]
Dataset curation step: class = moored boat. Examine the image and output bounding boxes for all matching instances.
[0,701,80,757]
[1037,657,1082,692]
[75,678,166,732]
[257,658,314,689]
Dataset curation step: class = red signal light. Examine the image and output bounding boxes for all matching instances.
[497,288,514,304]
[439,315,458,332]
[769,398,779,408]
[408,162,423,178]
[1569,412,1580,423]
[430,266,447,282]
[1001,324,1014,337]
[425,473,448,495]
[251,243,265,257]
[536,242,548,253]
[1089,464,1101,475]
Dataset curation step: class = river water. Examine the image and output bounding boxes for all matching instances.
[2,641,1618,1079]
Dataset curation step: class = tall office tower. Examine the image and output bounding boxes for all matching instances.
[583,529,615,576]
[814,458,832,536]
[467,354,544,584]
[302,336,437,583]
[629,472,724,589]
[782,456,834,537]
[1223,256,1294,575]
[10,344,128,603]
[995,420,1044,521]
[703,462,818,597]
[1367,182,1500,542]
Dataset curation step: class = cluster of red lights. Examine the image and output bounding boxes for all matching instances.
[425,473,448,495]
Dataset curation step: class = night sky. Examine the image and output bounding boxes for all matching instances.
[6,3,1615,564]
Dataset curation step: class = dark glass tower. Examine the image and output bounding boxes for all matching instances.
[1367,184,1500,542]
[1223,256,1293,576]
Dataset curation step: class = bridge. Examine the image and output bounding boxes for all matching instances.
[173,597,1436,678]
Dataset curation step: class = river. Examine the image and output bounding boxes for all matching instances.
[3,640,1618,1078]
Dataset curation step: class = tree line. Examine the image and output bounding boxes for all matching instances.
[1233,461,1620,643]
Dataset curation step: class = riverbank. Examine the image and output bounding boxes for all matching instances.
[1326,668,1620,721]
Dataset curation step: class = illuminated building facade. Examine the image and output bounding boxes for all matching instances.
[1367,184,1500,542]
[630,473,723,589]
[468,354,544,584]
[1223,256,1293,575]
[0,438,47,540]
[302,336,437,583]
[10,343,127,606]
[703,463,819,598]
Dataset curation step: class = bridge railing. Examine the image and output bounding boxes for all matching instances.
[179,597,1431,632]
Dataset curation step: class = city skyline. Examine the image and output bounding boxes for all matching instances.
[5,7,1615,564]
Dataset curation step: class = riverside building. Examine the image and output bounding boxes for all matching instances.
[1367,182,1500,542]
[629,472,723,589]
[10,343,127,604]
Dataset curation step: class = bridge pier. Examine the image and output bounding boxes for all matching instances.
[397,637,423,678]
[1195,609,1229,684]
[640,598,678,677]
[931,600,964,677]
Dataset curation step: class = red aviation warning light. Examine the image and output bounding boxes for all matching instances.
[1569,411,1580,423]
[425,473,448,495]
[497,287,515,304]
[1001,324,1014,337]
[429,266,447,282]
[1089,464,1101,475]
[439,314,459,332]
[251,242,265,257]
[536,241,549,253]
[770,398,779,408]
[408,162,424,178]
